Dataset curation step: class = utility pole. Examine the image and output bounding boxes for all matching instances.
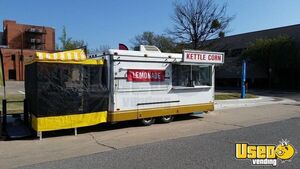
[20,29,24,81]
[241,60,247,98]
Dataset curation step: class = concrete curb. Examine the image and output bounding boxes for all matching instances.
[215,97,262,102]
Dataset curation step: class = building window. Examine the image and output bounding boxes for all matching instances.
[230,48,244,58]
[9,69,16,80]
[172,64,212,87]
[222,50,229,56]
[11,54,15,61]
[36,45,42,50]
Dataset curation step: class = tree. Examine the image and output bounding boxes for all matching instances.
[58,26,71,50]
[242,36,299,89]
[64,40,87,51]
[58,26,87,51]
[89,45,111,54]
[131,32,176,52]
[132,32,156,46]
[169,0,233,49]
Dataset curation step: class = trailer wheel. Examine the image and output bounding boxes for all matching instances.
[160,116,174,123]
[140,118,156,126]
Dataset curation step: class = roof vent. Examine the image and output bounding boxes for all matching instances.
[139,45,161,53]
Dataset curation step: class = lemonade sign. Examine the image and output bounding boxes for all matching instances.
[235,139,296,166]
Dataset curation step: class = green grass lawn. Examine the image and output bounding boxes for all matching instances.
[215,93,257,100]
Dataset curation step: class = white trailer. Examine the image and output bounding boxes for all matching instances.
[26,46,224,138]
[106,45,224,125]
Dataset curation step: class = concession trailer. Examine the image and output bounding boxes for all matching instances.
[25,46,224,139]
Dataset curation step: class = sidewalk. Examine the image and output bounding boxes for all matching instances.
[215,96,297,110]
[0,81,25,96]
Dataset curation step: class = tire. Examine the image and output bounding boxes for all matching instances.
[160,115,174,123]
[140,118,156,126]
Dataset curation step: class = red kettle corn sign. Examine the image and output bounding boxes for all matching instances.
[183,50,224,64]
[127,69,165,82]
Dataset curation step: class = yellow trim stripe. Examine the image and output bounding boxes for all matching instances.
[32,111,107,132]
[109,103,214,122]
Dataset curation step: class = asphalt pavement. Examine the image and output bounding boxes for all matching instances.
[16,117,300,169]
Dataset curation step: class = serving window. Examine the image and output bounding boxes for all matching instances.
[172,64,212,87]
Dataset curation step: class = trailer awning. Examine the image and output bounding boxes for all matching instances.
[25,49,104,65]
[36,49,86,61]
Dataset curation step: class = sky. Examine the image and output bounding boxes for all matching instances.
[1,0,300,49]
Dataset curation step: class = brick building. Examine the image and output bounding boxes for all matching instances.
[0,20,55,81]
[207,24,300,89]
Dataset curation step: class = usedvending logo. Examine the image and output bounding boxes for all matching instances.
[235,139,297,166]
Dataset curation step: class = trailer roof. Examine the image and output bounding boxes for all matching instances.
[108,49,183,60]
